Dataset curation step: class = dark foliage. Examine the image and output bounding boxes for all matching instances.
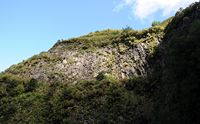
[153,2,200,124]
[1,2,200,124]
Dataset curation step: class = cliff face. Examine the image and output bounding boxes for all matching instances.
[5,27,164,83]
[0,2,200,124]
[153,2,200,124]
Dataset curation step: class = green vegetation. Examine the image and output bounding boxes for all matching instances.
[152,2,200,124]
[5,23,167,81]
[0,74,152,124]
[55,29,122,49]
[52,23,167,53]
[5,52,60,75]
[152,21,161,27]
[1,2,200,124]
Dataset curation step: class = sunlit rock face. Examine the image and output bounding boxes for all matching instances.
[5,26,164,83]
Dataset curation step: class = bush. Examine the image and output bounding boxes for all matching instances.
[152,21,161,27]
[25,78,38,92]
[122,25,133,31]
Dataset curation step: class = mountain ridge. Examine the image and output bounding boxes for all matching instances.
[4,22,167,83]
[0,2,200,124]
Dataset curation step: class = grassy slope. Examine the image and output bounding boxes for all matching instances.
[5,23,166,80]
[4,8,199,124]
[0,19,170,123]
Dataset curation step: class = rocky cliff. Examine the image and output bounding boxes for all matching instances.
[1,2,200,124]
[5,26,165,83]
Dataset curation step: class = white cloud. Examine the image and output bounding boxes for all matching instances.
[114,0,199,20]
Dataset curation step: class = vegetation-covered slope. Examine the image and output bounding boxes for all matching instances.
[0,74,152,124]
[5,25,165,83]
[153,2,200,124]
[0,2,200,124]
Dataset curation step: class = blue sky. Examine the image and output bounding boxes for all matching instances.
[0,0,197,72]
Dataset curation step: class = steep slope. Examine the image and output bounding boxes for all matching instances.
[5,27,165,83]
[0,2,200,124]
[0,20,170,123]
[153,2,200,124]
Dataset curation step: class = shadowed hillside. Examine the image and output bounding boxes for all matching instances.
[0,2,200,124]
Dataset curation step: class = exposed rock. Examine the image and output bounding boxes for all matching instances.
[5,26,164,83]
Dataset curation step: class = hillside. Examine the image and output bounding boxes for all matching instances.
[153,2,200,123]
[5,26,165,83]
[0,2,200,124]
